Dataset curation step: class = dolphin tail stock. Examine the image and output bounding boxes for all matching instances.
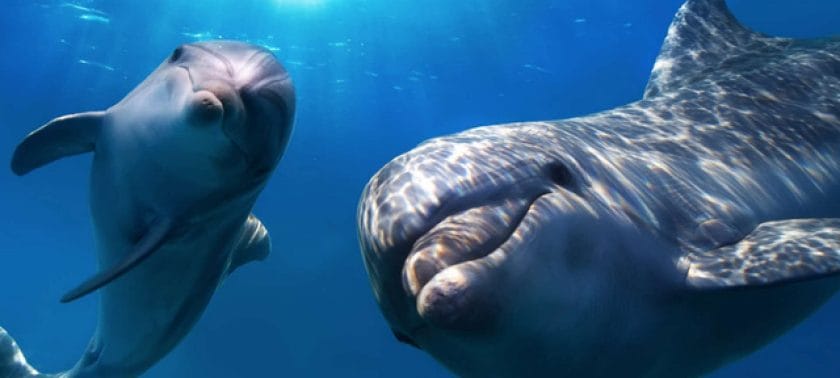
[0,327,52,378]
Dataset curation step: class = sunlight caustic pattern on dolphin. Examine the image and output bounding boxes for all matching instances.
[358,0,840,376]
[1,40,295,377]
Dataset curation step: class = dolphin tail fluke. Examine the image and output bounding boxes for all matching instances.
[0,327,44,378]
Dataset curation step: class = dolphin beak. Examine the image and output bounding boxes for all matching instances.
[176,48,295,178]
[358,138,583,332]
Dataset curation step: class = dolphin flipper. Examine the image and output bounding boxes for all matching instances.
[687,219,840,289]
[228,214,270,275]
[61,217,174,303]
[11,111,105,176]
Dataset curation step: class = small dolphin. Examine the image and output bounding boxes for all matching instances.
[358,0,840,376]
[1,40,295,377]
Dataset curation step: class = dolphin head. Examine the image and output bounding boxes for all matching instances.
[358,126,582,332]
[357,125,682,375]
[167,40,295,178]
[110,40,295,194]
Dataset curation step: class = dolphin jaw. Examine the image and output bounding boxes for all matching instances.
[409,194,549,330]
[408,187,600,331]
[361,175,581,333]
[402,196,540,297]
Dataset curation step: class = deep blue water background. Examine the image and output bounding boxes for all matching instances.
[0,0,838,377]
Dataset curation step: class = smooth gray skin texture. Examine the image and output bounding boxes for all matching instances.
[1,41,294,377]
[358,0,840,377]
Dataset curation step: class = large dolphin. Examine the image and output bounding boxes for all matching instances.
[0,40,295,377]
[358,0,840,376]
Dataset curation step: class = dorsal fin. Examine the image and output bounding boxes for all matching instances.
[643,0,788,98]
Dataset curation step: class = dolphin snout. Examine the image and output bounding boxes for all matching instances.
[188,90,224,124]
[359,135,585,333]
[360,136,574,259]
[175,41,295,176]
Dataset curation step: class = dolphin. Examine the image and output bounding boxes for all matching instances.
[357,0,840,376]
[0,40,295,377]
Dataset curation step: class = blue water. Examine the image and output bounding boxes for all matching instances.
[0,0,838,377]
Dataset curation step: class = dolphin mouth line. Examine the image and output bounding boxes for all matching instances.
[178,65,198,92]
[402,190,551,298]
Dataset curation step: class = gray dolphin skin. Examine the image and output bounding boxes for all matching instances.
[358,0,840,377]
[0,40,294,377]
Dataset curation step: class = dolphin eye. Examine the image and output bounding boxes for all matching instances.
[546,162,578,191]
[169,46,184,63]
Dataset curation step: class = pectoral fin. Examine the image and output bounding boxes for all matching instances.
[61,218,174,303]
[227,214,271,275]
[687,218,840,289]
[11,111,105,176]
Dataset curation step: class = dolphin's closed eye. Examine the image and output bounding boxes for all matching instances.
[546,162,576,189]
